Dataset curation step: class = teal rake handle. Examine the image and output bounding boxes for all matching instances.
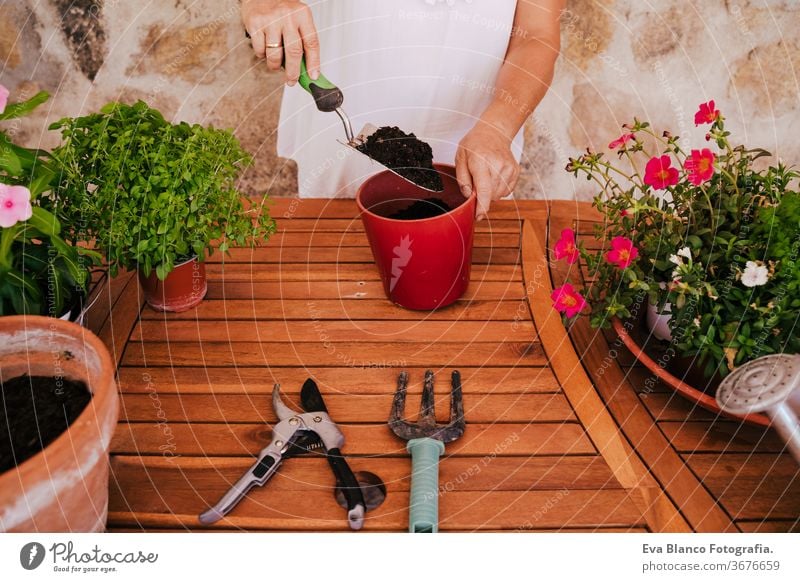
[407,437,445,533]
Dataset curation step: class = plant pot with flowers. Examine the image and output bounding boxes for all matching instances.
[552,100,800,421]
[0,87,99,321]
[0,86,116,532]
[49,100,276,312]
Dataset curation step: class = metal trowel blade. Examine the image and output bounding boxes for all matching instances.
[339,123,444,193]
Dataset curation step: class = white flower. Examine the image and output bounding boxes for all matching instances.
[741,261,769,288]
[669,246,692,267]
[693,316,701,327]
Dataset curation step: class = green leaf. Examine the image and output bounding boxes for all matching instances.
[27,164,56,197]
[0,142,23,175]
[7,268,41,301]
[155,262,169,280]
[48,235,86,287]
[0,223,22,269]
[46,260,65,316]
[26,207,61,236]
[0,91,50,121]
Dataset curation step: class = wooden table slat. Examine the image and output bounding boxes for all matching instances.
[204,280,525,301]
[122,340,546,368]
[107,489,643,531]
[261,230,521,248]
[207,246,519,265]
[111,421,596,457]
[685,453,800,521]
[117,366,563,395]
[140,299,526,321]
[132,319,535,343]
[117,393,576,424]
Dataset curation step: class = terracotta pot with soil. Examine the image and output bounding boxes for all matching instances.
[611,317,769,427]
[0,316,119,532]
[357,164,476,310]
[139,256,208,312]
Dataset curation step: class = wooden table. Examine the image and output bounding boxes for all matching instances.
[85,199,799,532]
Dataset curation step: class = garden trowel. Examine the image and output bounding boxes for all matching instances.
[296,58,443,193]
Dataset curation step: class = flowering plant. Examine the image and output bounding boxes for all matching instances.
[0,86,98,316]
[554,101,800,378]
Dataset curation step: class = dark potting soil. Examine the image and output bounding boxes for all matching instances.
[356,126,444,192]
[388,197,452,220]
[0,375,91,474]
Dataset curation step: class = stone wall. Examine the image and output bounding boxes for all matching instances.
[2,0,798,200]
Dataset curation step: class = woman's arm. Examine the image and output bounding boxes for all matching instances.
[455,0,564,219]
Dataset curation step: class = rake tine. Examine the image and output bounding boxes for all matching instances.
[449,370,465,426]
[389,371,409,424]
[419,370,436,425]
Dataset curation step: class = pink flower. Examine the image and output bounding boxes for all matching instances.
[0,84,8,114]
[694,100,719,126]
[0,183,33,227]
[643,155,679,189]
[685,148,716,185]
[605,236,639,269]
[553,228,579,264]
[608,133,635,150]
[551,283,587,318]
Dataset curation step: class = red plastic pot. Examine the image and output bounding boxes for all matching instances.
[356,164,476,310]
[139,256,207,312]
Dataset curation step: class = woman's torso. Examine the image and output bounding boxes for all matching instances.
[277,0,520,197]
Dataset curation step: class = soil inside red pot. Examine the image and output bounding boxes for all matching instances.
[388,197,452,220]
[356,126,444,192]
[0,375,91,473]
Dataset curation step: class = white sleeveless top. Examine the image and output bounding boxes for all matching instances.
[277,0,522,198]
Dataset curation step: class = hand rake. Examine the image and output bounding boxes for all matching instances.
[388,370,465,533]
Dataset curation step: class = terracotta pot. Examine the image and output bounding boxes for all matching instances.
[139,256,207,312]
[0,316,119,532]
[611,317,769,427]
[357,164,476,310]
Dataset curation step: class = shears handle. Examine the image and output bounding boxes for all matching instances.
[326,447,366,530]
[198,452,282,525]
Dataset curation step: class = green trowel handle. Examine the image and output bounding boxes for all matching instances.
[298,57,343,113]
[407,437,445,533]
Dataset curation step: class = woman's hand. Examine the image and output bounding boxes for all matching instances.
[241,0,320,86]
[455,123,520,220]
